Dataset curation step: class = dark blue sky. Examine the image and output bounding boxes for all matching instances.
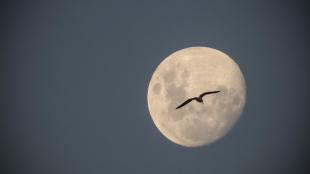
[1,0,309,174]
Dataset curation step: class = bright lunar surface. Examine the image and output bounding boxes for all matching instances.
[147,47,246,147]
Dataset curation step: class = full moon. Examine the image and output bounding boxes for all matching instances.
[147,47,246,147]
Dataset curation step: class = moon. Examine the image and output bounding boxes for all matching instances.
[147,47,246,147]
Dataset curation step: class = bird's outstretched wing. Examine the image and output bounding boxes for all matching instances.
[199,91,220,99]
[176,98,195,109]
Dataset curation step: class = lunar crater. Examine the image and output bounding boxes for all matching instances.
[152,83,162,95]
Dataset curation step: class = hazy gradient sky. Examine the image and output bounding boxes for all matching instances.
[1,1,309,174]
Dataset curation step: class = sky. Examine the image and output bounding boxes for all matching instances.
[1,0,309,174]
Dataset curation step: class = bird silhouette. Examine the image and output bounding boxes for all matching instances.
[176,91,220,109]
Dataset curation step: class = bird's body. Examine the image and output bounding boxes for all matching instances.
[195,97,203,103]
[176,91,220,109]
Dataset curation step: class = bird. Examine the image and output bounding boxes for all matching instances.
[176,91,220,109]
